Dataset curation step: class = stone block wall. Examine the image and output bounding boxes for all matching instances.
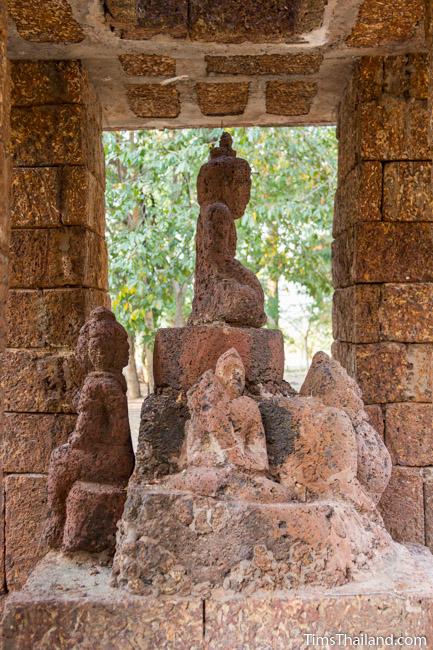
[333,54,433,547]
[0,3,11,595]
[1,60,108,591]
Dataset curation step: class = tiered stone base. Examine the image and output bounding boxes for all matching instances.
[113,480,392,595]
[153,324,284,391]
[3,548,433,649]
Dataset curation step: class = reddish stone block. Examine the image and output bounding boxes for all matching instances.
[332,285,381,343]
[0,143,10,253]
[354,343,432,404]
[63,482,126,554]
[119,54,176,77]
[266,81,317,116]
[9,228,108,290]
[7,287,108,348]
[154,325,284,391]
[331,228,354,288]
[11,167,61,228]
[353,57,383,102]
[383,54,429,101]
[11,105,88,166]
[333,162,382,236]
[386,403,433,466]
[360,98,429,161]
[379,466,424,544]
[364,405,384,439]
[189,0,327,42]
[7,0,84,43]
[196,82,249,116]
[1,349,79,413]
[11,60,88,106]
[62,167,105,235]
[346,0,424,47]
[354,223,433,284]
[380,284,433,342]
[5,474,48,590]
[205,52,323,75]
[383,162,433,222]
[105,0,188,39]
[3,413,76,473]
[126,85,180,118]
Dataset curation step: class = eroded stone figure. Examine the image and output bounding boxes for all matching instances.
[113,348,393,596]
[44,307,134,554]
[189,132,266,328]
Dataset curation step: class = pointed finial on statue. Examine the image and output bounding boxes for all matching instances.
[210,131,236,159]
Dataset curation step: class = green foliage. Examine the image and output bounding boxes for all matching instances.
[104,126,337,350]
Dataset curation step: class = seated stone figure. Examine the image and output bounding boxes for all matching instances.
[44,307,135,554]
[188,132,266,328]
[184,347,269,471]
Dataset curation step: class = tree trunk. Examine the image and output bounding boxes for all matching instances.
[125,333,141,399]
[142,344,154,395]
[267,275,280,329]
[173,280,186,327]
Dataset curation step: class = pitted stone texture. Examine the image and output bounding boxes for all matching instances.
[5,474,47,591]
[44,308,134,553]
[380,284,433,343]
[332,285,380,343]
[383,162,433,222]
[386,403,433,466]
[63,482,126,554]
[196,83,249,116]
[134,390,189,482]
[11,105,102,170]
[266,81,317,116]
[5,550,433,649]
[332,342,433,404]
[105,0,189,39]
[206,53,323,76]
[9,228,108,290]
[332,223,433,287]
[333,162,382,236]
[7,288,109,348]
[3,413,76,473]
[126,84,180,118]
[299,352,391,504]
[189,133,266,327]
[11,60,89,106]
[154,325,284,392]
[359,98,429,161]
[1,349,79,413]
[346,0,425,47]
[113,487,391,596]
[379,467,425,544]
[189,0,327,42]
[183,348,268,472]
[119,54,176,77]
[7,0,84,43]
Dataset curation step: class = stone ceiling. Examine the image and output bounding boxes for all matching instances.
[6,0,427,130]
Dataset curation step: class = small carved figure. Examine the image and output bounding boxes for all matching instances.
[44,307,134,554]
[189,132,266,328]
[183,347,269,472]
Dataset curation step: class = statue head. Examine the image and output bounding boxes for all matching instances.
[197,132,251,219]
[76,307,129,375]
[215,348,246,399]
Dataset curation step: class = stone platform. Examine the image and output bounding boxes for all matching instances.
[153,324,284,391]
[3,547,433,649]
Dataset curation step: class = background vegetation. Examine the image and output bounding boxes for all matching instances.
[104,127,338,396]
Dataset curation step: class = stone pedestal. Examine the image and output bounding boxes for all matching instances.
[3,549,433,649]
[63,482,126,554]
[154,325,284,391]
[113,479,391,596]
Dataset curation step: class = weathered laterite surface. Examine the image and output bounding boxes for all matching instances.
[126,84,180,118]
[196,82,249,116]
[3,59,108,591]
[333,54,433,554]
[346,0,425,47]
[7,0,84,43]
[119,54,176,77]
[266,80,317,115]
